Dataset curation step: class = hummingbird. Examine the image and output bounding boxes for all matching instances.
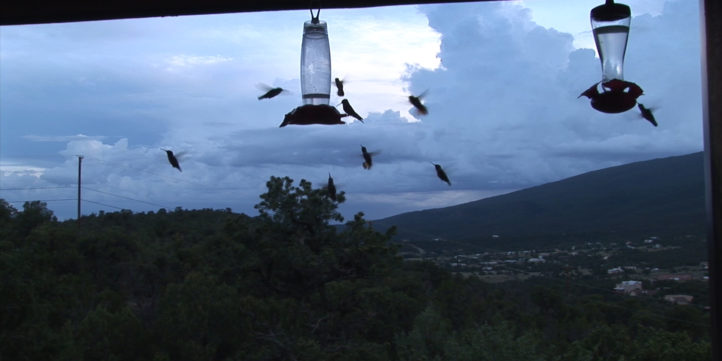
[327,173,337,201]
[409,91,428,115]
[161,149,182,172]
[258,87,284,100]
[638,103,658,126]
[361,145,378,170]
[340,99,363,122]
[334,78,345,97]
[433,163,451,186]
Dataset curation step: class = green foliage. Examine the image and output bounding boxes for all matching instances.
[0,182,711,361]
[16,200,57,236]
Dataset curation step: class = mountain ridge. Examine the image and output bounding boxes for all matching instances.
[372,152,705,249]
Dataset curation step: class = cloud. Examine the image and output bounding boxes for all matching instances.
[399,0,701,188]
[0,1,703,221]
[165,55,233,69]
[23,134,106,142]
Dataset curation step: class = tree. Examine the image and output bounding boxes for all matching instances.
[15,200,56,236]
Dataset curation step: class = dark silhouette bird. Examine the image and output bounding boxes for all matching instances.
[638,103,658,126]
[161,149,182,172]
[327,173,337,201]
[258,87,284,100]
[340,99,363,122]
[334,78,345,97]
[409,91,428,115]
[433,163,451,186]
[361,145,376,170]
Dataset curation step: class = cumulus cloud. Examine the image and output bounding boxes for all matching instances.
[0,0,703,220]
[23,134,107,142]
[400,0,701,188]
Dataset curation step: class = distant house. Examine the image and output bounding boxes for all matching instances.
[664,294,694,305]
[655,274,693,282]
[614,280,643,296]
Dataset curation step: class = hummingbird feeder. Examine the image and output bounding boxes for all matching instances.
[281,7,346,127]
[301,8,331,105]
[580,0,643,114]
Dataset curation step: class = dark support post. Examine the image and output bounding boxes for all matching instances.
[702,0,722,358]
[77,155,83,219]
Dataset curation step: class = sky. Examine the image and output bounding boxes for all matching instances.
[0,0,703,221]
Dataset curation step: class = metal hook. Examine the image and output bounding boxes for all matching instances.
[309,2,321,24]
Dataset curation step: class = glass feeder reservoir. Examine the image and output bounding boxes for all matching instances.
[300,13,331,105]
[579,0,641,114]
[591,0,631,82]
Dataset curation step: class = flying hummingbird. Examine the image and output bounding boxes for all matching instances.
[361,145,378,170]
[409,91,428,115]
[257,83,287,100]
[432,163,451,186]
[334,78,345,97]
[638,103,658,126]
[161,149,182,172]
[340,99,363,122]
[327,173,337,201]
[258,87,284,100]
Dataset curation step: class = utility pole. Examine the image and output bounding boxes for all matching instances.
[77,155,83,219]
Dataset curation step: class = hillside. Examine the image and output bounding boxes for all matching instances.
[0,176,709,360]
[373,152,706,249]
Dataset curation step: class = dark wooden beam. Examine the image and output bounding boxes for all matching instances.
[0,0,493,26]
[702,0,722,358]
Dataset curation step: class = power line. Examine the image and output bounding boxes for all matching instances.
[7,199,76,203]
[2,185,170,210]
[82,199,125,210]
[83,187,169,209]
[0,186,74,191]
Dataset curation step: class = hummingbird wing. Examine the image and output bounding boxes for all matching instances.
[256,83,274,91]
[410,106,428,117]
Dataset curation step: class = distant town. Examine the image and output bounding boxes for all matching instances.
[399,235,709,308]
